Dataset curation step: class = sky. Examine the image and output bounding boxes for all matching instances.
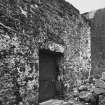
[66,0,105,13]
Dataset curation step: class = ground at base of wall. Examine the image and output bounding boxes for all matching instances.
[39,99,85,105]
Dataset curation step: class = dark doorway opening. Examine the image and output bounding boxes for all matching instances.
[39,49,63,102]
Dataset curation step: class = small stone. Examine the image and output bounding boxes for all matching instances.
[95,79,105,89]
[93,87,105,95]
[101,72,105,81]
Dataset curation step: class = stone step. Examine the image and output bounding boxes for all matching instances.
[39,99,64,105]
[39,99,78,105]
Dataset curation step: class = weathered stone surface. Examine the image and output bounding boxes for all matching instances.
[95,79,105,89]
[93,88,105,95]
[0,0,90,104]
[101,72,105,81]
[83,8,105,79]
[83,9,105,105]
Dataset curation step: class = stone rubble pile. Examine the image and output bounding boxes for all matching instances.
[72,75,105,105]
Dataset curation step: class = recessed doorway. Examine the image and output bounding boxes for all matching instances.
[39,49,63,102]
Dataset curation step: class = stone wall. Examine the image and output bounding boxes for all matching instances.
[0,0,90,104]
[83,8,105,79]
